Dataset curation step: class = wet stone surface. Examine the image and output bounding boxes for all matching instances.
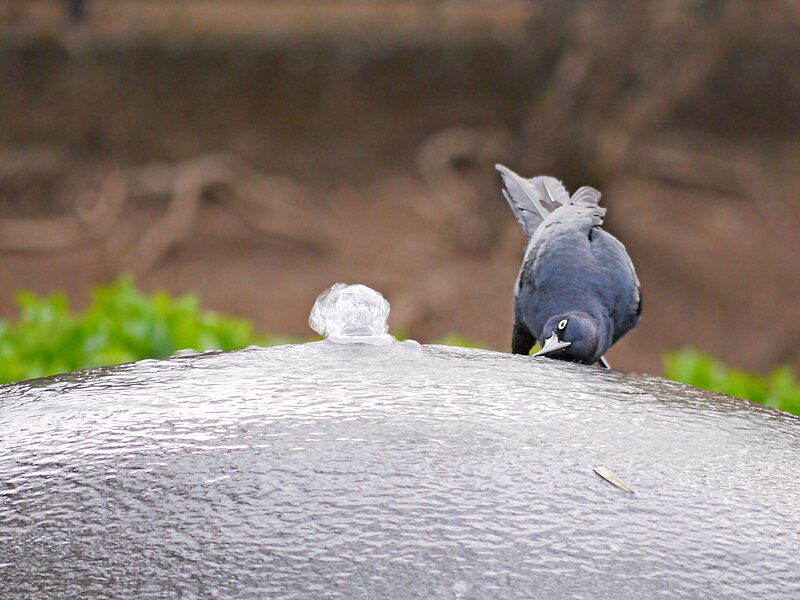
[0,342,799,598]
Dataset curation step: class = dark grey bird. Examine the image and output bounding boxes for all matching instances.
[496,164,641,367]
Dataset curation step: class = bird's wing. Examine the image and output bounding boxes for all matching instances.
[496,164,571,238]
[588,229,641,342]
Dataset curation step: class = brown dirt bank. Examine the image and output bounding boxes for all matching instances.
[2,3,800,374]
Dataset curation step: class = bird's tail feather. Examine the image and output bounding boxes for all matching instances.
[496,164,604,237]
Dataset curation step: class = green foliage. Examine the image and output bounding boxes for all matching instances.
[0,277,291,384]
[432,333,491,349]
[663,349,800,416]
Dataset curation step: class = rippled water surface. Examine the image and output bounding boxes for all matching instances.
[1,342,799,598]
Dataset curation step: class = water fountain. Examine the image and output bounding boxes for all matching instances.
[1,284,798,598]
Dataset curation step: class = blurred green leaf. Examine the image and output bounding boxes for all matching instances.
[0,277,298,384]
[664,348,800,417]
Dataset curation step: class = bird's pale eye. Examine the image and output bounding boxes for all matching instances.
[558,319,568,330]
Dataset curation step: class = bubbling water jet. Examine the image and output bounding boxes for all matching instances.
[309,283,395,346]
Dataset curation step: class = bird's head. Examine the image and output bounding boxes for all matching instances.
[534,313,600,364]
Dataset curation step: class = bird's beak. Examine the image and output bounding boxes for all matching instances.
[534,334,572,357]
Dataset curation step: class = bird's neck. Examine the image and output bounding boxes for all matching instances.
[569,308,612,362]
[585,307,613,359]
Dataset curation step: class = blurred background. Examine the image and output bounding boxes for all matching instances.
[1,0,799,375]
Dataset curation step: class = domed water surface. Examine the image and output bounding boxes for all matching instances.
[0,341,799,598]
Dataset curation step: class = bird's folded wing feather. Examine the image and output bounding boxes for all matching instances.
[570,186,605,224]
[569,186,606,229]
